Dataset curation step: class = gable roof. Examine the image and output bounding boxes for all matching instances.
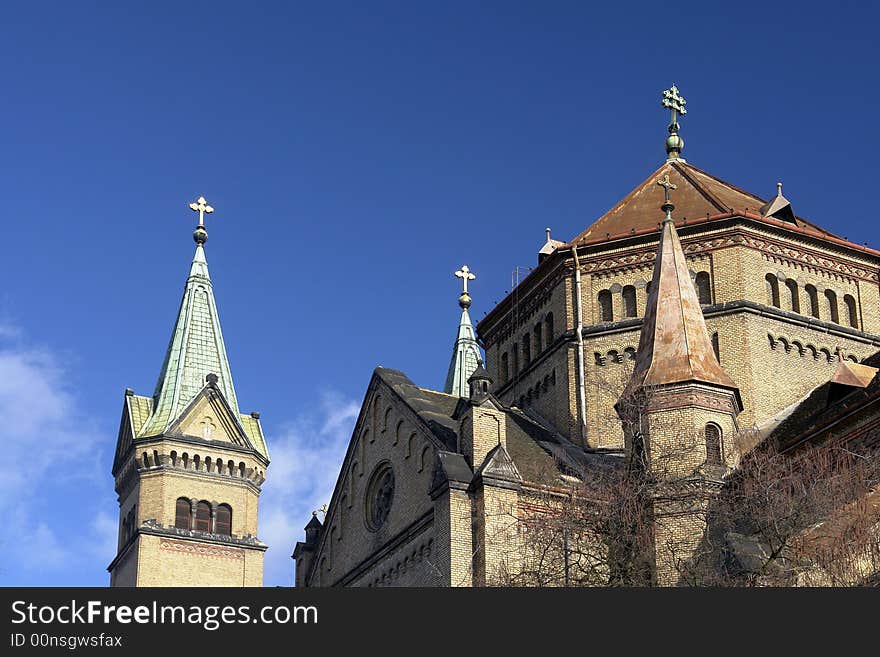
[376,367,620,484]
[572,160,838,245]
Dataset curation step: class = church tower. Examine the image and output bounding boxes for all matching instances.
[616,179,742,584]
[108,197,270,587]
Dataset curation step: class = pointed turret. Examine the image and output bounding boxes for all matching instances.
[444,265,483,397]
[140,220,240,436]
[625,175,740,399]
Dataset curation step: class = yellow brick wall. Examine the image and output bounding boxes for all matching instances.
[306,385,438,586]
[134,535,263,587]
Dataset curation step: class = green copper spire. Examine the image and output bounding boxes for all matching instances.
[140,197,241,436]
[444,265,483,397]
[661,84,687,161]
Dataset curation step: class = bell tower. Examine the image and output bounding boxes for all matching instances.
[108,197,270,587]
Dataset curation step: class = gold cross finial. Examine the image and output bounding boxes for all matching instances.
[661,84,687,160]
[189,196,214,228]
[455,265,476,294]
[661,84,687,116]
[314,504,328,518]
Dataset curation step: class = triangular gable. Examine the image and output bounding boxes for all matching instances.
[304,368,451,584]
[165,383,256,452]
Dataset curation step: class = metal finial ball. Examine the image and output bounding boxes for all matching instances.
[193,226,208,244]
[459,292,472,309]
[666,134,684,155]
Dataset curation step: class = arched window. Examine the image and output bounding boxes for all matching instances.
[215,504,232,536]
[705,424,722,465]
[824,289,839,324]
[533,322,543,354]
[711,332,720,364]
[765,274,780,308]
[844,294,858,328]
[785,279,800,313]
[239,462,247,478]
[511,344,519,376]
[622,285,637,318]
[228,459,235,476]
[195,501,212,533]
[545,312,554,345]
[695,272,712,306]
[598,290,613,322]
[805,284,820,318]
[522,334,531,367]
[170,450,178,467]
[175,498,191,530]
[500,352,509,385]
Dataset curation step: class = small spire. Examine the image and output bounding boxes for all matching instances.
[621,179,739,401]
[539,227,565,262]
[759,180,796,223]
[661,84,687,161]
[445,265,483,397]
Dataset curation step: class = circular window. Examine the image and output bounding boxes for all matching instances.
[365,462,395,531]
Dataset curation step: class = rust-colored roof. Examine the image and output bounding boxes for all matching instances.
[627,207,740,394]
[573,160,837,244]
[830,361,879,388]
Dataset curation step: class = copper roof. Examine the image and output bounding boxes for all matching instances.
[830,361,879,389]
[627,210,740,395]
[573,160,837,244]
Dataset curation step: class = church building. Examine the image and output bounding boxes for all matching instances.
[293,86,880,586]
[108,198,270,587]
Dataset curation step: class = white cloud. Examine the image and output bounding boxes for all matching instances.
[259,389,359,586]
[0,327,113,584]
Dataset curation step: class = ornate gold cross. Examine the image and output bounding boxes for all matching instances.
[662,84,687,120]
[189,196,214,227]
[455,265,476,294]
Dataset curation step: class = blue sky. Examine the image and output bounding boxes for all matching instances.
[1,2,878,586]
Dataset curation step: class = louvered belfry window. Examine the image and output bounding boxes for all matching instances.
[175,498,191,530]
[195,501,212,533]
[216,504,232,536]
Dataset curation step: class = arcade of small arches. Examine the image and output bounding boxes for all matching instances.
[319,397,435,577]
[594,334,721,367]
[515,368,557,409]
[364,538,435,587]
[767,334,862,363]
[174,497,234,536]
[597,271,713,324]
[138,448,265,485]
[764,272,859,328]
[498,312,555,386]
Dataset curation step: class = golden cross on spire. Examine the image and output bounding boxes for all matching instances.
[661,84,687,160]
[455,265,476,295]
[189,196,214,228]
[662,84,687,117]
